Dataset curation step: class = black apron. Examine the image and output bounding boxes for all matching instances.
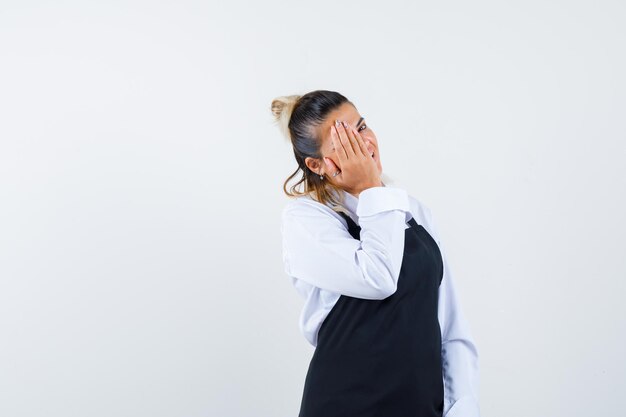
[298,211,444,417]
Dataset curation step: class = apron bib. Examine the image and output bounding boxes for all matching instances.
[298,212,444,417]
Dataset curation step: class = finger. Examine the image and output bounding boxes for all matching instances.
[350,125,371,158]
[341,121,362,158]
[323,156,340,177]
[331,125,347,163]
[335,120,356,158]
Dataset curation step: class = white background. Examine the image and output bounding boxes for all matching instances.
[1,1,624,416]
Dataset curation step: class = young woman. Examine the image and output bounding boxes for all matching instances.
[272,90,481,417]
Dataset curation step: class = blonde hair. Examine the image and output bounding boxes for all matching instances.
[271,94,300,144]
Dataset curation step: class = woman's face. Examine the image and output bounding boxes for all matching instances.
[306,102,383,178]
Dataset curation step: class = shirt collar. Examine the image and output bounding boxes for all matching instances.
[337,181,387,216]
[342,189,359,215]
[307,180,388,217]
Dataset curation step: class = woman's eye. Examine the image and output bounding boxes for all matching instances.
[358,124,367,132]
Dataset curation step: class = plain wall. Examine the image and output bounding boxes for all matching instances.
[1,1,624,416]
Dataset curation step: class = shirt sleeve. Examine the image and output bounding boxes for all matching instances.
[423,205,482,417]
[281,186,411,300]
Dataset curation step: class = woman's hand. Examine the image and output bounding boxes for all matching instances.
[324,120,382,196]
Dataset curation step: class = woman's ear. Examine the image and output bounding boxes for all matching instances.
[304,156,322,175]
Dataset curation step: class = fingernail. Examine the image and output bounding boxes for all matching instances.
[335,120,341,126]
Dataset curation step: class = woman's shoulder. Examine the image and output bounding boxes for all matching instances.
[281,195,346,227]
[406,194,440,243]
[283,194,332,213]
[407,194,432,218]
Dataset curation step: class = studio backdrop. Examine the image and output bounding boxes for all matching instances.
[0,1,624,416]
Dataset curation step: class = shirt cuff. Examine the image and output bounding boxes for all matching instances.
[356,186,411,218]
[444,395,481,417]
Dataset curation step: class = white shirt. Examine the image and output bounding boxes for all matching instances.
[281,184,481,417]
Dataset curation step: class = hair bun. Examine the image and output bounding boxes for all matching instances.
[271,94,301,141]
